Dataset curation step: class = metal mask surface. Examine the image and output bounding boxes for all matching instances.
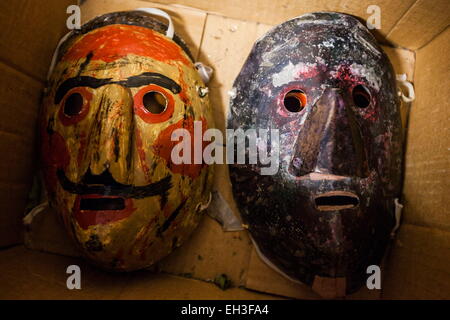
[228,12,402,295]
[40,11,214,271]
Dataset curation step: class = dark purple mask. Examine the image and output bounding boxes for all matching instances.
[228,12,402,296]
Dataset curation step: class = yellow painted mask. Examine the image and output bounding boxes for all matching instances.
[40,11,214,270]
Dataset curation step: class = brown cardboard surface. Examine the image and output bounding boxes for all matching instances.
[245,247,382,300]
[382,46,415,128]
[382,28,450,300]
[403,28,450,231]
[245,247,321,299]
[0,184,30,247]
[197,14,271,133]
[24,206,81,258]
[382,224,450,299]
[382,46,415,81]
[0,61,42,246]
[0,0,76,81]
[147,0,416,39]
[159,216,253,286]
[0,245,280,300]
[386,0,450,50]
[0,63,42,144]
[20,1,424,299]
[380,46,415,130]
[120,269,280,300]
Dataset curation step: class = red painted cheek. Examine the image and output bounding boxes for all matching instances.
[153,117,208,179]
[40,128,70,194]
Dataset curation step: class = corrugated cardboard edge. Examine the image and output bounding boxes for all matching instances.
[380,27,450,300]
[146,0,417,39]
[386,0,450,50]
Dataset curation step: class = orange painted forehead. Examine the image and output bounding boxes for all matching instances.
[62,24,190,66]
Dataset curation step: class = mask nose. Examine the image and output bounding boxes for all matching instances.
[85,85,134,181]
[289,87,368,178]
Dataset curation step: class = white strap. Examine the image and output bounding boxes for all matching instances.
[135,8,174,39]
[396,74,415,103]
[390,198,403,238]
[47,31,73,81]
[195,62,214,84]
[23,201,49,226]
[195,192,212,212]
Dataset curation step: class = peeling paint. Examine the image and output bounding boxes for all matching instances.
[228,12,402,296]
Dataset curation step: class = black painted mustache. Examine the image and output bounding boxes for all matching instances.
[57,169,172,199]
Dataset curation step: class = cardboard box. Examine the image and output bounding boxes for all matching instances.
[0,0,449,299]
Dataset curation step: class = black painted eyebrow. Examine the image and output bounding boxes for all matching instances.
[54,72,181,104]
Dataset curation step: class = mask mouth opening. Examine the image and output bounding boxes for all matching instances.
[314,192,359,211]
[80,197,125,211]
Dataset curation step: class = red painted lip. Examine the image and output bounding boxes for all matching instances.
[73,194,136,230]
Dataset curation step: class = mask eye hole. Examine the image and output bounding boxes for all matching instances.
[134,84,175,124]
[143,91,168,114]
[59,88,92,126]
[284,90,307,112]
[63,92,84,116]
[352,85,371,108]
